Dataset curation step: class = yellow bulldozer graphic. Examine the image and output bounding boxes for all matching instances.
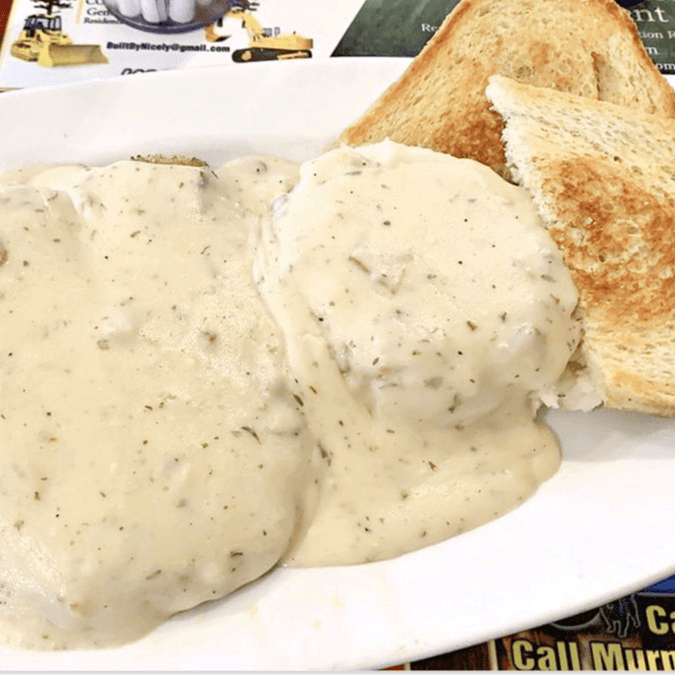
[11,14,108,67]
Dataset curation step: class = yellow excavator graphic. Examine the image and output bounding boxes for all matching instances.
[205,1,312,62]
[11,14,108,67]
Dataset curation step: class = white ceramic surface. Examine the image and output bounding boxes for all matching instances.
[0,60,674,670]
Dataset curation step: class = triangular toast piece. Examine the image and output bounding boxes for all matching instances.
[486,74,675,416]
[339,0,675,179]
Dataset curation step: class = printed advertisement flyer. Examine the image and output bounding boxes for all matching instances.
[381,574,675,670]
[1,0,675,89]
[495,575,675,671]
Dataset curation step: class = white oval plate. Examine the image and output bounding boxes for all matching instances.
[1,60,675,671]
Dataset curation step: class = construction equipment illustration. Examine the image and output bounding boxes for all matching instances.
[205,0,312,62]
[11,13,108,66]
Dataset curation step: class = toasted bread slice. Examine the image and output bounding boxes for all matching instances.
[486,74,675,416]
[339,0,675,179]
[130,153,209,167]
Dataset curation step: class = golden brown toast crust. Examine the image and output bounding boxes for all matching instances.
[487,75,675,416]
[340,0,675,178]
[130,154,209,167]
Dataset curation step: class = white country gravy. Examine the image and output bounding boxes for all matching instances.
[0,141,581,649]
[255,142,581,566]
[0,158,321,649]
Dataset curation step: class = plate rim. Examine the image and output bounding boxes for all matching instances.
[1,59,675,670]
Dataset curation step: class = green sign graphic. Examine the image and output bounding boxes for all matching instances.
[629,0,675,73]
[332,0,462,57]
[332,0,675,75]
